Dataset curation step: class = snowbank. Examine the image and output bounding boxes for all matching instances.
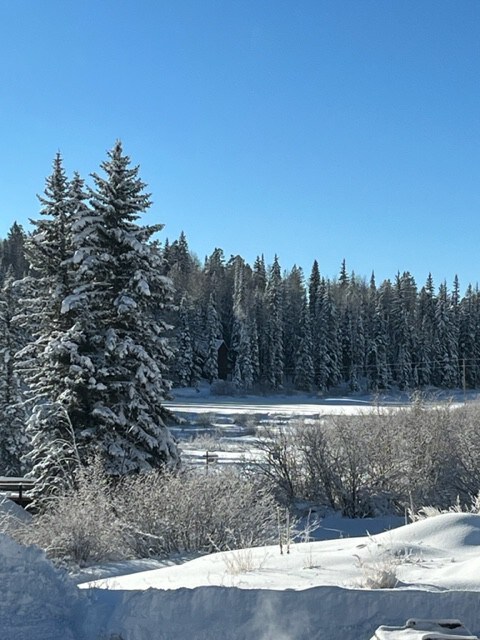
[4,513,480,639]
[83,585,480,640]
[0,534,84,640]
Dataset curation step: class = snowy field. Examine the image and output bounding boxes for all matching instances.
[3,392,480,639]
[167,386,473,469]
[167,389,410,468]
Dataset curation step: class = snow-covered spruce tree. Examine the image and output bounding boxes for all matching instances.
[312,279,330,391]
[64,141,179,474]
[232,319,254,390]
[308,259,321,318]
[366,297,390,390]
[15,153,82,493]
[415,274,436,387]
[323,283,342,388]
[433,282,460,388]
[1,222,29,281]
[390,272,417,389]
[459,284,480,387]
[231,256,255,390]
[0,272,27,474]
[262,255,284,389]
[282,265,306,385]
[203,293,222,383]
[174,295,195,387]
[294,300,315,391]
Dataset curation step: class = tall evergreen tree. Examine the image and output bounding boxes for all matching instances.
[415,274,436,386]
[1,222,29,281]
[282,265,306,382]
[294,300,315,391]
[263,256,284,389]
[434,282,459,388]
[366,296,390,390]
[0,273,27,474]
[308,260,321,317]
[204,293,222,383]
[174,295,195,387]
[20,143,179,492]
[14,153,82,493]
[459,285,480,387]
[67,141,180,473]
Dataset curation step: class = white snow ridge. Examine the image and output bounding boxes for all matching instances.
[0,533,84,640]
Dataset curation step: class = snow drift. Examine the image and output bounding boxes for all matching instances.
[3,512,480,639]
[0,533,84,640]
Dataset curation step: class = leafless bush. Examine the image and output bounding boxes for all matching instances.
[115,467,279,557]
[254,400,480,516]
[10,462,281,567]
[354,534,401,589]
[17,458,127,567]
[410,491,480,521]
[222,546,269,575]
[254,425,304,503]
[0,496,32,536]
[354,551,399,589]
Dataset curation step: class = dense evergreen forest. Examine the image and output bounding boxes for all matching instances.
[161,236,478,394]
[2,193,480,400]
[1,142,479,490]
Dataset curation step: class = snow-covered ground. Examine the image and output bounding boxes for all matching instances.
[166,385,405,418]
[167,386,409,469]
[3,512,480,639]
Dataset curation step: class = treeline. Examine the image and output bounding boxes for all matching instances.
[163,235,480,393]
[2,219,480,398]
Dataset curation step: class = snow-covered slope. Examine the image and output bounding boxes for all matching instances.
[81,513,480,638]
[0,534,84,640]
[80,512,480,593]
[4,513,480,639]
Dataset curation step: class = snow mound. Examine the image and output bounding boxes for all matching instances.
[80,512,480,596]
[0,534,84,640]
[376,513,480,551]
[0,496,32,524]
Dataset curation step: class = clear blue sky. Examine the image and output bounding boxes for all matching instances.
[1,0,479,290]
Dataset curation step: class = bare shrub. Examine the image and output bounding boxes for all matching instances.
[116,467,279,557]
[17,458,127,567]
[410,491,480,521]
[257,415,403,516]
[355,552,399,589]
[254,425,303,503]
[0,497,32,536]
[8,461,281,567]
[222,547,269,575]
[354,536,400,589]
[195,412,216,427]
[452,403,480,497]
[396,401,464,509]
[255,400,480,517]
[297,421,338,509]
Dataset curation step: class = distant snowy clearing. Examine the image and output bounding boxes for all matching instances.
[167,389,474,470]
[166,387,472,418]
[166,395,392,417]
